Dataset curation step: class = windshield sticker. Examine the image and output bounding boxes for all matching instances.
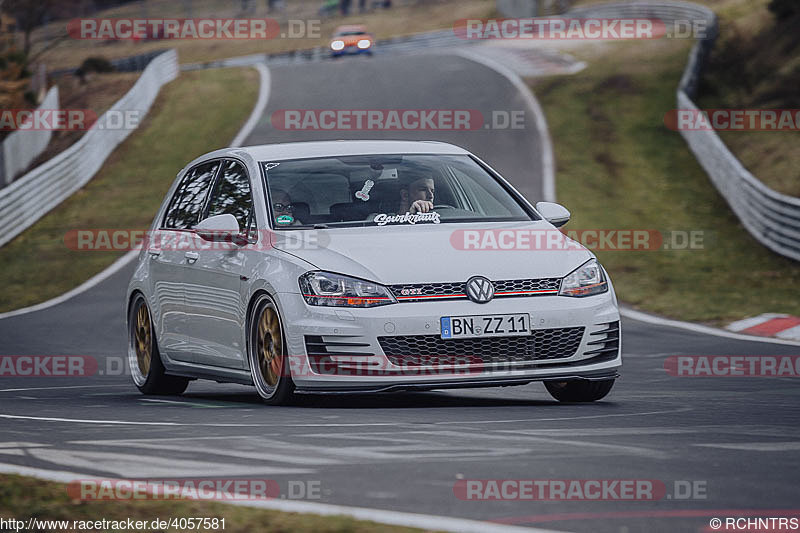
[264,162,281,170]
[373,212,441,226]
[355,179,375,201]
[276,214,294,225]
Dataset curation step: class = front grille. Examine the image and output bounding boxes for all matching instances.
[494,278,560,294]
[390,282,465,300]
[389,278,560,302]
[378,327,585,366]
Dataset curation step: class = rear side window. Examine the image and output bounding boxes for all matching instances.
[163,161,220,229]
[205,160,252,230]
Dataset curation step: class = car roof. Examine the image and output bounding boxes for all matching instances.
[334,25,368,33]
[227,140,471,162]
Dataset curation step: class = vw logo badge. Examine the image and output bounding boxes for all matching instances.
[465,276,494,304]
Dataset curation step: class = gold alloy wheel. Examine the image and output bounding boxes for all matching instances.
[134,303,152,378]
[256,306,283,387]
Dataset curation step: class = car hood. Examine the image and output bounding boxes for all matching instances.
[332,35,369,45]
[271,221,593,284]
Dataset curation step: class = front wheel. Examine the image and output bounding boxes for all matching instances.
[248,294,295,405]
[544,379,615,402]
[128,295,189,395]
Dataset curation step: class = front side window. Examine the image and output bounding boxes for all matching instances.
[163,161,220,229]
[205,160,252,230]
[261,154,534,228]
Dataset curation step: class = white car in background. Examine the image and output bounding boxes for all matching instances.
[127,140,621,405]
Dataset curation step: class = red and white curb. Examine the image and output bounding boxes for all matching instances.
[726,314,800,341]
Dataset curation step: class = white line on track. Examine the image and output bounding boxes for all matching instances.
[694,442,800,452]
[0,406,691,428]
[0,384,129,393]
[0,250,138,321]
[0,463,561,533]
[139,398,228,408]
[230,62,271,148]
[0,414,257,427]
[451,48,557,203]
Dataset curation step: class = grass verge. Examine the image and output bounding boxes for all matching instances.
[0,474,423,533]
[0,67,258,313]
[532,38,800,324]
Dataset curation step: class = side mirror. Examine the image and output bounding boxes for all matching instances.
[194,214,243,243]
[536,202,571,228]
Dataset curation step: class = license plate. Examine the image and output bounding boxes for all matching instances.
[440,313,530,339]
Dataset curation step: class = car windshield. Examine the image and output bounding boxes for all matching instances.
[336,31,367,37]
[261,154,535,229]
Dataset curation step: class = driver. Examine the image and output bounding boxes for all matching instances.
[398,173,435,214]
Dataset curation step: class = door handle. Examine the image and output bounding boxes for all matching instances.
[185,251,199,263]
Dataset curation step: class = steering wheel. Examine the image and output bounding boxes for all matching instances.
[433,204,456,210]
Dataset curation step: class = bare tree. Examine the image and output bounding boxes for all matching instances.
[3,0,53,56]
[768,0,800,21]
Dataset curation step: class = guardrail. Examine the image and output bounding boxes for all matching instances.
[0,49,179,248]
[49,49,171,77]
[568,1,800,262]
[497,0,573,17]
[1,85,60,187]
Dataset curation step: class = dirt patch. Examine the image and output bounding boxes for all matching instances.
[13,72,138,181]
[593,74,639,94]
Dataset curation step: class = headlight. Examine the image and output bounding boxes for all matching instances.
[330,40,345,51]
[357,39,372,49]
[559,259,608,297]
[299,271,396,308]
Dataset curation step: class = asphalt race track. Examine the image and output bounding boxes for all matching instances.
[1,52,799,533]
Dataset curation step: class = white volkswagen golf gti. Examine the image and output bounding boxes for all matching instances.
[127,140,621,405]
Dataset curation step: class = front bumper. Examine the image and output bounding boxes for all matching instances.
[277,291,622,392]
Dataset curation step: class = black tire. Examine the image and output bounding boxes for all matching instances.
[248,294,295,405]
[128,295,189,395]
[544,379,615,403]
